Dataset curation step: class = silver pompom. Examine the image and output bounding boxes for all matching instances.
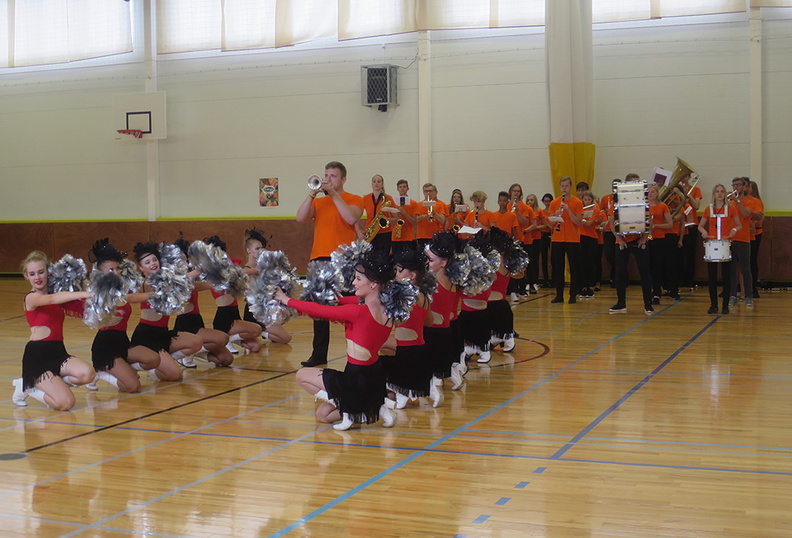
[459,245,496,296]
[331,240,372,293]
[381,279,419,325]
[118,259,144,293]
[246,250,298,327]
[48,254,88,293]
[486,250,502,273]
[445,252,471,288]
[188,240,249,297]
[420,271,438,298]
[300,260,342,305]
[146,265,194,316]
[503,244,530,276]
[84,270,127,329]
[159,242,189,275]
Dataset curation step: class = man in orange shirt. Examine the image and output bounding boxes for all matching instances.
[391,179,420,256]
[678,173,703,289]
[296,161,364,366]
[728,176,758,309]
[414,183,448,250]
[548,176,584,304]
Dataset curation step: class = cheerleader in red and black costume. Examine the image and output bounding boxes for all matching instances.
[171,238,233,368]
[129,242,197,381]
[487,228,519,354]
[425,231,465,404]
[203,236,263,354]
[458,233,495,366]
[380,249,434,409]
[12,251,94,410]
[241,228,291,345]
[273,252,397,431]
[86,239,161,393]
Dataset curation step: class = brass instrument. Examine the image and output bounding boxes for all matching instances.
[511,198,518,213]
[658,157,696,218]
[427,197,435,222]
[307,175,323,190]
[364,200,392,242]
[452,224,460,233]
[394,218,405,239]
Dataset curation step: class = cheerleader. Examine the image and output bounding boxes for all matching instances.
[273,251,397,431]
[698,184,740,314]
[12,251,94,410]
[171,238,234,368]
[86,239,162,392]
[425,232,466,397]
[241,228,292,344]
[381,249,434,409]
[487,229,518,353]
[203,236,263,354]
[128,242,197,381]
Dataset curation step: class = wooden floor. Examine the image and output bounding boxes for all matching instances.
[1,278,791,537]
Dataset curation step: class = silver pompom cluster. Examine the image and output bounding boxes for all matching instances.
[246,250,298,327]
[331,240,372,293]
[299,260,342,305]
[380,280,419,325]
[419,271,438,298]
[503,244,530,276]
[83,271,126,329]
[48,255,88,293]
[187,240,248,297]
[146,243,194,316]
[118,259,144,293]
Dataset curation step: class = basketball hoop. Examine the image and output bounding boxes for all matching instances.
[117,129,143,139]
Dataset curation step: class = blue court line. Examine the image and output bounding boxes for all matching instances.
[473,515,491,524]
[495,497,510,505]
[533,466,547,473]
[515,481,529,489]
[551,317,720,461]
[268,313,673,537]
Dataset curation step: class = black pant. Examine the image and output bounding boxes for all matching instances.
[649,235,679,298]
[707,261,732,307]
[680,227,699,287]
[614,240,652,307]
[309,256,332,362]
[751,234,762,294]
[539,234,551,284]
[579,235,599,290]
[370,231,392,257]
[526,241,540,287]
[602,231,616,284]
[551,241,581,299]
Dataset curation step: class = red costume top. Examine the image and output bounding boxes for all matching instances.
[396,302,428,347]
[184,290,202,314]
[100,303,133,332]
[139,300,170,328]
[25,302,66,341]
[489,271,510,299]
[428,282,457,328]
[286,299,391,366]
[460,288,492,311]
[211,288,239,306]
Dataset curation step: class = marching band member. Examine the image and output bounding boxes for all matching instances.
[525,193,544,294]
[391,179,420,257]
[727,177,757,309]
[579,190,603,298]
[646,184,675,305]
[448,188,469,231]
[12,251,94,409]
[539,193,554,287]
[698,184,740,314]
[358,174,395,256]
[747,180,765,298]
[600,183,618,288]
[414,183,448,251]
[464,190,496,232]
[549,177,584,304]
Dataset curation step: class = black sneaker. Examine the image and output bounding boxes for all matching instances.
[753,291,761,299]
[609,304,627,314]
[644,305,655,315]
[721,305,729,315]
[707,305,718,314]
[652,296,660,305]
[301,356,328,367]
[551,296,564,304]
[568,296,577,304]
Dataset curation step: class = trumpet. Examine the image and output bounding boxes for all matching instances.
[307,175,323,190]
[426,196,435,222]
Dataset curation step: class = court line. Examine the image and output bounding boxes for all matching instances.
[550,317,720,460]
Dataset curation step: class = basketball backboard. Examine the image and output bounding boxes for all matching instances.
[113,92,166,140]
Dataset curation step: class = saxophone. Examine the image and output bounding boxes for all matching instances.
[395,217,405,239]
[364,200,392,242]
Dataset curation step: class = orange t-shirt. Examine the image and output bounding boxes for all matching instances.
[448,203,470,230]
[511,202,535,243]
[686,185,703,219]
[742,196,763,240]
[701,202,739,240]
[309,191,364,259]
[580,204,603,240]
[362,193,396,236]
[464,209,496,231]
[393,199,419,242]
[548,196,584,243]
[648,203,670,239]
[415,199,449,240]
[732,198,755,244]
[491,210,520,238]
[532,208,546,241]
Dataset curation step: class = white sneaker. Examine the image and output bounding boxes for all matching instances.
[429,380,444,408]
[477,350,492,364]
[178,356,197,368]
[395,393,409,409]
[226,342,239,354]
[502,337,516,353]
[11,378,27,407]
[86,381,99,391]
[458,353,469,376]
[379,399,397,428]
[489,336,504,349]
[510,292,519,304]
[333,413,354,431]
[450,363,465,390]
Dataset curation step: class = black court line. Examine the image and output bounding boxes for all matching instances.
[23,370,297,454]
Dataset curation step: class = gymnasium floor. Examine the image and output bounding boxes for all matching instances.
[1,277,790,537]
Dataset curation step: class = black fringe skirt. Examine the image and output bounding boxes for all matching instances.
[322,360,386,424]
[486,299,514,339]
[130,323,176,353]
[382,345,432,398]
[173,313,205,334]
[458,308,492,350]
[91,330,129,372]
[213,305,241,333]
[423,326,456,379]
[22,340,71,390]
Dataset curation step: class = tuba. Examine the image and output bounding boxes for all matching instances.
[364,200,392,242]
[658,158,696,217]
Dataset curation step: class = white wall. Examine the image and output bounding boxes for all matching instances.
[1,11,791,221]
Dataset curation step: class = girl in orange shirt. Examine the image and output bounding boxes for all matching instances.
[698,184,740,314]
[647,184,676,304]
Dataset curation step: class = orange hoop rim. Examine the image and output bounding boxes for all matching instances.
[117,129,143,139]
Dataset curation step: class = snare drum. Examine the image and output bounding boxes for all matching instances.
[613,180,648,235]
[703,239,732,262]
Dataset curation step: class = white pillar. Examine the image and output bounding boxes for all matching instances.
[144,0,160,222]
[418,31,432,185]
[749,6,763,189]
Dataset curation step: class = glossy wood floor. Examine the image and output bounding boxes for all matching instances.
[1,278,791,537]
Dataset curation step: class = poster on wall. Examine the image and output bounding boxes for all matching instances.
[260,178,279,207]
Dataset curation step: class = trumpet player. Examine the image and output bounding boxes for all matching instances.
[727,177,759,309]
[391,179,420,256]
[677,173,703,290]
[507,183,537,299]
[357,174,395,256]
[296,161,364,367]
[414,183,448,250]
